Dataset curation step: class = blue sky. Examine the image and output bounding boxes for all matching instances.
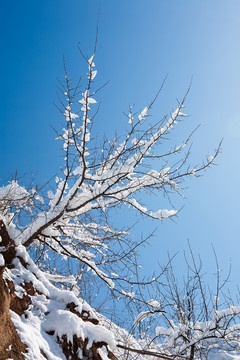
[1,1,240,294]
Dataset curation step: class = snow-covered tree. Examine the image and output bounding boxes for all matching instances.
[125,245,240,360]
[2,51,218,301]
[2,47,239,360]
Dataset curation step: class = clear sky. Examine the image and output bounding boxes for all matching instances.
[1,1,240,295]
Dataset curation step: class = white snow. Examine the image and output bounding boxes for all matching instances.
[128,113,133,124]
[5,244,117,359]
[121,289,135,298]
[0,253,5,266]
[149,209,177,220]
[43,310,115,350]
[138,107,148,121]
[147,299,160,309]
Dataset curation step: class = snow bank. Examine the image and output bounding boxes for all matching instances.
[4,245,116,359]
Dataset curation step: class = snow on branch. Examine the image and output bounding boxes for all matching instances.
[1,54,220,293]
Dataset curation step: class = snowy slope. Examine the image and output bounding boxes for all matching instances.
[2,243,240,360]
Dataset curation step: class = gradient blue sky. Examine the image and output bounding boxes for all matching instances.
[1,1,240,293]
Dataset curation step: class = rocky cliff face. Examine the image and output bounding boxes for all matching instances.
[0,220,117,360]
[0,267,26,360]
